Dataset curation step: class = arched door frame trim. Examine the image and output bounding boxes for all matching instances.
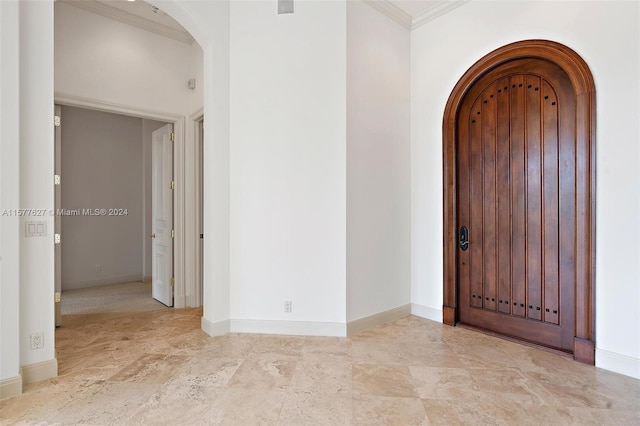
[442,39,596,364]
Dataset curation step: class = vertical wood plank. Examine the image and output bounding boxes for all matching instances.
[574,91,591,340]
[526,75,543,321]
[470,97,484,309]
[542,80,560,325]
[457,102,472,308]
[496,78,512,314]
[559,87,577,340]
[510,75,526,317]
[482,83,498,311]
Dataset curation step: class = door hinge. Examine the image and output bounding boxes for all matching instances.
[170,132,175,142]
[55,292,61,303]
[170,229,175,238]
[170,277,175,287]
[54,233,61,244]
[170,181,175,190]
[54,115,61,127]
[54,174,61,186]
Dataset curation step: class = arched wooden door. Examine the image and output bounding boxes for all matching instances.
[442,40,596,363]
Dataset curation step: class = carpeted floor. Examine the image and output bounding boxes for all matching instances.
[61,281,169,315]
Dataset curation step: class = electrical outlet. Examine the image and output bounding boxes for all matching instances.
[284,300,292,313]
[30,332,44,350]
[95,264,102,273]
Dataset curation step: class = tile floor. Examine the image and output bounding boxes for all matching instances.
[1,309,639,425]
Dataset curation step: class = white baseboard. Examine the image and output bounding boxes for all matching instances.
[596,348,640,379]
[0,375,22,400]
[201,317,230,337]
[62,275,143,291]
[411,303,443,322]
[347,304,412,336]
[20,359,58,385]
[231,319,347,337]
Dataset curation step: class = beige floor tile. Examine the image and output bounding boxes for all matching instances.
[353,395,429,425]
[301,336,351,361]
[1,296,638,426]
[353,365,418,398]
[290,359,352,394]
[108,353,188,384]
[129,382,227,425]
[352,341,462,368]
[278,389,353,425]
[217,388,286,426]
[422,398,518,426]
[409,366,473,400]
[228,358,297,390]
[49,381,160,425]
[173,357,244,388]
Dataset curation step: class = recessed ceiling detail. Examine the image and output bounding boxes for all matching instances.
[365,0,472,30]
[61,0,194,44]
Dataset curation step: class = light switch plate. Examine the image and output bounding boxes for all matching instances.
[25,221,47,237]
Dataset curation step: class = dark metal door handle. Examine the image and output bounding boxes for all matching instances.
[459,226,470,251]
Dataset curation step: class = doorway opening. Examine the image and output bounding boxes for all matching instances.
[442,40,596,364]
[53,0,204,328]
[54,105,175,322]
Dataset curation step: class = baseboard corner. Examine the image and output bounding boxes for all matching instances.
[20,358,58,385]
[201,317,230,337]
[0,375,23,400]
[347,304,412,336]
[411,303,443,323]
[596,348,640,379]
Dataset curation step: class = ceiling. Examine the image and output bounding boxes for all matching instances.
[62,0,469,42]
[98,1,183,29]
[62,0,194,44]
[390,0,450,17]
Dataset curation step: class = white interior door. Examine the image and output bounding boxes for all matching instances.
[152,123,174,306]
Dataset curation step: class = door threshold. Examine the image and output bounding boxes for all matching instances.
[456,322,573,359]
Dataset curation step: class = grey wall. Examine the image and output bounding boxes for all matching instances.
[60,106,167,290]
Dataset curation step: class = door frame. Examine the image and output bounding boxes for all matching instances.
[190,108,204,308]
[54,92,195,309]
[442,40,596,363]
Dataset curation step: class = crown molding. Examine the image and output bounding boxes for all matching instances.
[362,0,471,31]
[362,0,413,30]
[61,0,194,45]
[412,0,471,29]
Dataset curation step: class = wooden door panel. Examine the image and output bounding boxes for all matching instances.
[542,80,560,325]
[509,74,527,318]
[469,97,484,308]
[496,77,512,314]
[457,58,575,352]
[482,82,498,312]
[457,101,473,307]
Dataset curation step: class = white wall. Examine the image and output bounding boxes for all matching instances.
[229,0,347,332]
[411,0,640,378]
[19,0,56,371]
[0,0,22,391]
[60,106,146,290]
[346,1,411,322]
[55,1,200,117]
